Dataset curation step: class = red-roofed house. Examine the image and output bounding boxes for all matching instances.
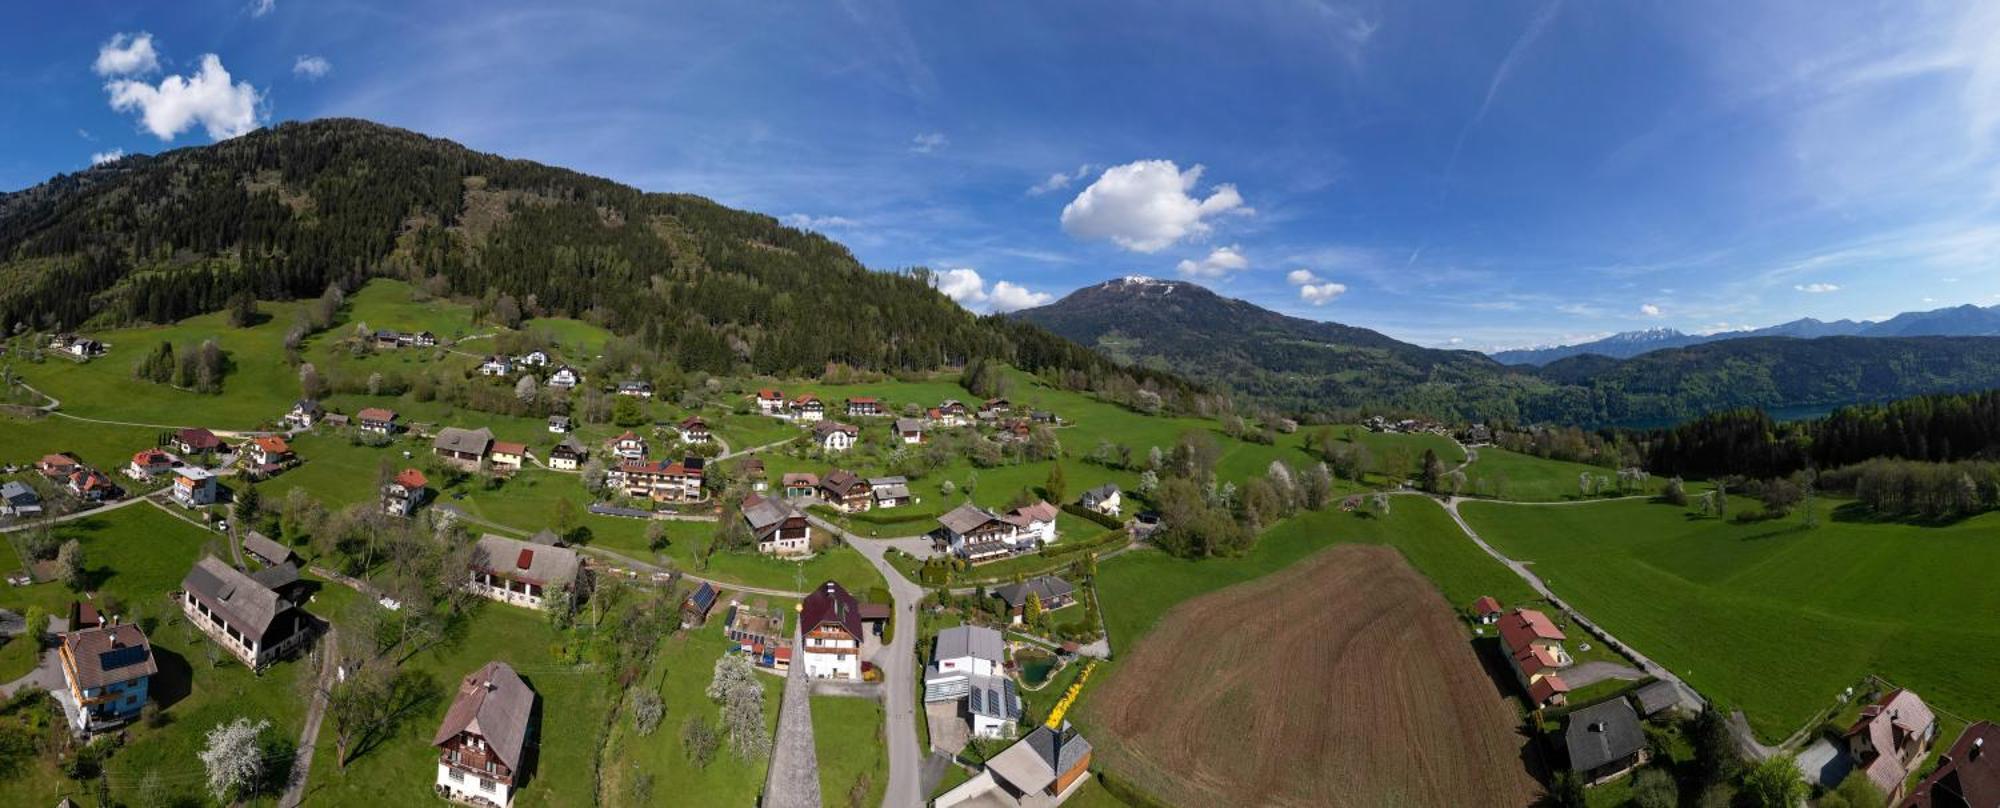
[845,397,884,417]
[127,449,178,480]
[172,428,223,455]
[243,436,293,470]
[489,441,527,472]
[792,394,825,422]
[1472,596,1504,624]
[756,388,786,416]
[611,431,647,461]
[38,453,81,478]
[1904,721,2000,808]
[800,580,861,680]
[1846,689,1938,802]
[356,408,398,434]
[1498,608,1572,707]
[383,468,428,517]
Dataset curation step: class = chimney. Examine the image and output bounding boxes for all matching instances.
[1974,737,1985,761]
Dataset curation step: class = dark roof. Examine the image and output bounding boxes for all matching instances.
[528,529,564,547]
[61,623,157,690]
[174,427,221,449]
[966,673,1023,721]
[431,661,535,771]
[994,576,1076,609]
[821,469,866,495]
[858,602,891,621]
[1081,483,1119,501]
[1906,721,2000,808]
[472,534,580,589]
[1564,698,1646,773]
[249,561,302,593]
[939,503,1001,535]
[800,580,861,639]
[684,582,719,614]
[1632,681,1679,716]
[433,426,495,456]
[180,556,297,642]
[1025,724,1093,777]
[241,531,296,567]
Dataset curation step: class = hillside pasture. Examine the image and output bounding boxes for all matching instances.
[1085,544,1541,807]
[1460,497,2000,741]
[1463,446,1657,502]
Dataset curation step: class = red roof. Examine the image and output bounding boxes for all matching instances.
[773,646,792,661]
[1513,645,1563,677]
[356,407,397,422]
[131,449,173,466]
[615,430,642,443]
[757,389,782,400]
[847,397,878,404]
[174,427,221,449]
[679,416,708,430]
[491,441,527,456]
[516,548,535,570]
[1473,596,1503,615]
[251,435,290,453]
[394,468,428,489]
[1528,674,1570,705]
[39,453,77,469]
[1497,608,1566,654]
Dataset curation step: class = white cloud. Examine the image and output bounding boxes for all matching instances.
[1639,303,1663,316]
[1287,268,1348,305]
[106,54,264,141]
[1175,245,1249,279]
[1027,164,1096,196]
[292,55,332,80]
[931,267,1052,313]
[94,32,159,77]
[89,149,125,166]
[249,0,275,16]
[1794,282,1841,293]
[910,132,948,154]
[781,213,858,230]
[1060,160,1252,253]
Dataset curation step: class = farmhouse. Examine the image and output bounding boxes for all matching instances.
[489,441,527,473]
[432,661,536,808]
[1904,720,2000,808]
[977,398,1011,419]
[1564,697,1649,785]
[467,533,582,610]
[799,580,862,680]
[57,620,156,732]
[813,421,859,452]
[1078,483,1121,517]
[681,581,720,628]
[845,397,884,417]
[742,494,812,556]
[893,417,925,444]
[546,365,582,389]
[607,457,705,502]
[243,435,293,471]
[616,379,653,398]
[994,576,1077,624]
[869,476,912,509]
[50,334,106,359]
[434,427,496,470]
[285,399,324,429]
[1847,689,1939,802]
[611,430,648,461]
[932,400,971,427]
[818,470,872,512]
[169,467,218,507]
[238,532,296,571]
[782,472,819,499]
[678,415,711,444]
[1,481,43,518]
[937,503,1056,561]
[383,468,428,517]
[518,349,550,367]
[937,724,1094,807]
[38,453,81,478]
[179,556,313,669]
[1498,607,1572,707]
[756,388,786,415]
[478,355,513,376]
[547,415,571,434]
[357,407,399,434]
[172,427,223,455]
[547,436,586,471]
[792,394,826,422]
[127,449,178,480]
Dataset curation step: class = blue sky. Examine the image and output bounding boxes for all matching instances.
[6,1,2000,350]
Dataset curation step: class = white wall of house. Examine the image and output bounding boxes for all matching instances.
[802,635,859,679]
[436,762,512,807]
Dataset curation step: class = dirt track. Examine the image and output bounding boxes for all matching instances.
[1085,545,1542,807]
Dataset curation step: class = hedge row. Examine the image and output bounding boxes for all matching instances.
[1061,502,1124,530]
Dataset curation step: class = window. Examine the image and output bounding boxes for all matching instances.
[448,768,463,782]
[480,777,495,792]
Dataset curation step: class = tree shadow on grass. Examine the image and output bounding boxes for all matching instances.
[1825,500,1978,527]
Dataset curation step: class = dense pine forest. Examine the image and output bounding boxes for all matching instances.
[1642,389,2000,478]
[0,118,1201,410]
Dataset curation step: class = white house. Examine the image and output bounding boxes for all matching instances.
[678,416,711,445]
[1078,483,1121,517]
[170,468,218,508]
[467,534,581,610]
[478,356,513,377]
[432,661,535,808]
[799,581,862,680]
[546,366,582,389]
[893,417,925,444]
[813,421,858,452]
[742,495,812,556]
[756,389,787,416]
[924,626,1016,738]
[517,349,550,367]
[938,501,1061,561]
[869,476,912,509]
[612,431,648,461]
[284,399,323,429]
[792,395,826,422]
[616,380,653,398]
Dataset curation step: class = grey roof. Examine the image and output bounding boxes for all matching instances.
[872,484,912,501]
[938,503,1001,536]
[432,426,495,456]
[551,435,586,455]
[894,417,924,433]
[1632,681,1680,716]
[1,481,39,505]
[241,531,295,567]
[812,421,858,438]
[1082,483,1119,501]
[528,529,564,547]
[965,673,1022,721]
[994,576,1076,609]
[1564,698,1646,773]
[869,476,909,487]
[473,534,580,590]
[1026,723,1092,775]
[742,495,801,538]
[934,625,1005,665]
[989,724,1092,793]
[250,561,302,592]
[181,556,297,642]
[432,661,535,771]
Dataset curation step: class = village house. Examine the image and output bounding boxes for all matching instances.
[678,415,711,444]
[936,501,1060,561]
[383,468,428,517]
[1078,483,1121,517]
[1565,697,1649,785]
[1,481,43,518]
[607,457,705,502]
[546,414,571,434]
[611,430,648,461]
[724,600,790,671]
[546,365,582,389]
[799,580,862,680]
[1499,608,1572,707]
[681,581,719,628]
[478,355,513,377]
[126,448,178,480]
[433,661,536,808]
[935,724,1094,808]
[434,427,496,471]
[932,400,972,427]
[994,576,1077,624]
[242,530,298,568]
[615,380,654,398]
[243,435,293,472]
[547,436,586,471]
[38,453,81,479]
[50,334,106,359]
[743,494,813,556]
[1904,720,2000,808]
[179,556,313,669]
[818,469,872,512]
[57,619,156,733]
[1030,410,1058,425]
[517,349,550,367]
[994,419,1033,443]
[468,534,582,610]
[756,388,786,416]
[413,331,437,347]
[170,468,217,507]
[740,457,768,492]
[357,407,399,434]
[1472,596,1504,624]
[172,427,223,456]
[1847,689,1939,802]
[792,394,826,422]
[870,476,912,509]
[893,417,925,444]
[68,468,119,502]
[845,397,885,417]
[924,625,1020,739]
[489,441,527,473]
[813,421,859,452]
[782,472,819,499]
[285,399,323,429]
[977,398,1011,420]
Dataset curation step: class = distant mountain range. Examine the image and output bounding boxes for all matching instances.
[1491,304,2000,365]
[1015,277,2000,425]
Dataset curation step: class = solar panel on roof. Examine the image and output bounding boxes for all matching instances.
[969,688,984,713]
[99,645,148,671]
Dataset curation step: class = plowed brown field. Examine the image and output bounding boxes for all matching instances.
[1084,544,1541,807]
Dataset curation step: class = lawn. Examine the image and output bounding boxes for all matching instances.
[596,622,781,807]
[811,694,889,808]
[1462,446,1659,502]
[0,413,164,472]
[1460,496,2000,742]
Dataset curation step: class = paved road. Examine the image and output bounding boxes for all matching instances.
[718,436,797,460]
[0,492,155,534]
[279,626,339,808]
[850,537,924,808]
[576,544,807,599]
[763,620,823,808]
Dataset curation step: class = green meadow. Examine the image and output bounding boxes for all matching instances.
[1464,446,1661,502]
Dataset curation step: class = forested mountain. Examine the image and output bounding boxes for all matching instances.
[1491,304,2000,366]
[0,118,1200,409]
